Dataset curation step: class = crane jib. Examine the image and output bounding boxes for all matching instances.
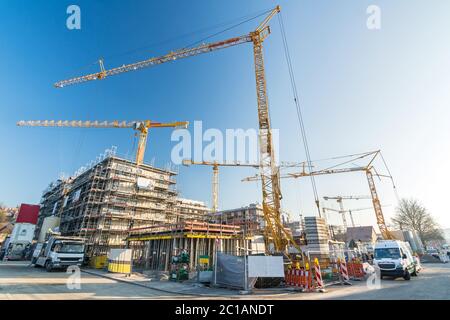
[54,35,252,88]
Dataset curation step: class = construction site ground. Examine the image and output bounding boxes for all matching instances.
[1,261,449,300]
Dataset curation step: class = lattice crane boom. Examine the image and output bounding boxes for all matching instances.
[17,120,188,166]
[54,36,252,88]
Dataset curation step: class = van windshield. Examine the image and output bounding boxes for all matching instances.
[374,248,401,259]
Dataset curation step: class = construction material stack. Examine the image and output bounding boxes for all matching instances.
[304,216,330,266]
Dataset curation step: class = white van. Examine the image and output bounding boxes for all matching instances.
[373,240,417,280]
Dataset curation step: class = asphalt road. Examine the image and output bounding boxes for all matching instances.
[289,262,450,300]
[1,261,449,299]
[0,261,182,299]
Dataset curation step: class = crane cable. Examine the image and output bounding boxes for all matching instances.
[379,151,400,203]
[278,12,321,216]
[185,8,273,48]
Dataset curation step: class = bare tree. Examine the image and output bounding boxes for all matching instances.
[392,198,444,245]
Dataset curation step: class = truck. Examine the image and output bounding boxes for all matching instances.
[6,241,32,260]
[373,240,418,280]
[0,235,11,260]
[5,204,40,260]
[5,223,35,260]
[33,236,85,272]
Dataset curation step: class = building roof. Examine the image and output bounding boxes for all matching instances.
[346,226,377,243]
[177,198,207,207]
[16,204,40,225]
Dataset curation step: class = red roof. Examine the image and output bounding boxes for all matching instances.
[16,204,40,225]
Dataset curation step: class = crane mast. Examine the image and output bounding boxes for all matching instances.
[54,6,291,253]
[249,6,285,252]
[182,159,259,213]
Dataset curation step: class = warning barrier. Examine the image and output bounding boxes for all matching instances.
[314,259,324,288]
[347,262,365,280]
[339,259,349,281]
[285,267,314,290]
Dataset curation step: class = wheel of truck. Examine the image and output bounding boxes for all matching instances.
[403,270,411,280]
[45,261,53,272]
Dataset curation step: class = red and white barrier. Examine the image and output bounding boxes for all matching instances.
[340,260,349,281]
[285,267,314,290]
[314,260,324,288]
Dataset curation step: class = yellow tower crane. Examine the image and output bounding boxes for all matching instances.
[182,159,259,213]
[17,120,188,166]
[243,150,396,240]
[53,6,293,253]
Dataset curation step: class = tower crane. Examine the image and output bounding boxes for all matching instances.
[243,150,395,240]
[53,6,293,253]
[181,159,304,213]
[322,205,384,228]
[182,159,259,213]
[323,195,372,228]
[17,120,188,166]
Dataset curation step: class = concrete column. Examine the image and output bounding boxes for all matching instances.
[165,239,171,271]
[145,241,151,269]
[207,239,211,258]
[195,238,199,269]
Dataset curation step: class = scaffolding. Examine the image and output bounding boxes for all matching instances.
[38,148,180,257]
[36,149,267,272]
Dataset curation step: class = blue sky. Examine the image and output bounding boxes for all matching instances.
[1,1,449,229]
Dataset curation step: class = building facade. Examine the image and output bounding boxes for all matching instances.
[211,203,265,233]
[37,155,179,256]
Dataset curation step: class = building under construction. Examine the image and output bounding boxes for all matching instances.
[209,203,266,236]
[35,149,266,267]
[36,149,188,256]
[127,220,262,271]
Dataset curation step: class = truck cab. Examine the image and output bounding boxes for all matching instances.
[6,241,31,260]
[373,240,417,280]
[0,235,11,260]
[34,236,85,272]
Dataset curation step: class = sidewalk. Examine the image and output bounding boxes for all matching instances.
[81,268,294,298]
